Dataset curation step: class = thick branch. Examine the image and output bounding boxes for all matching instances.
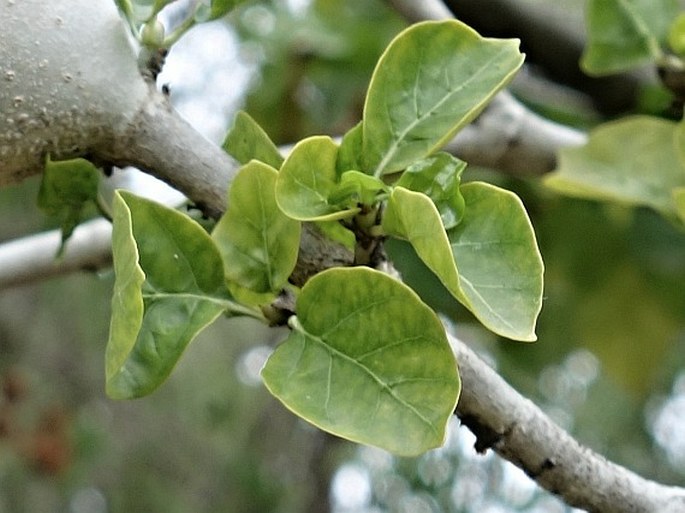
[97,93,234,219]
[3,2,684,510]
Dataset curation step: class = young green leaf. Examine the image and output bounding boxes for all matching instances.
[212,161,301,293]
[328,170,389,208]
[545,116,685,219]
[262,267,460,456]
[314,221,356,250]
[395,152,467,229]
[448,182,544,342]
[38,156,100,252]
[107,191,247,400]
[223,111,284,169]
[383,186,542,341]
[362,20,524,176]
[336,122,364,173]
[581,0,678,75]
[276,136,360,221]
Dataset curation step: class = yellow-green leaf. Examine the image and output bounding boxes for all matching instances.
[362,20,523,176]
[262,267,460,456]
[212,161,301,293]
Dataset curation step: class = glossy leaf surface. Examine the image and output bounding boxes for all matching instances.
[383,186,542,341]
[276,136,359,220]
[396,152,467,229]
[107,192,236,399]
[362,20,523,176]
[212,161,301,293]
[262,267,460,456]
[546,117,685,219]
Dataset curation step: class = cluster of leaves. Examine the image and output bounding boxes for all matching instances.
[114,0,249,48]
[547,0,685,223]
[101,20,544,456]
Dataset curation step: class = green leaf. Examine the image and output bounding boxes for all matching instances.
[314,221,356,250]
[328,171,389,208]
[383,186,542,341]
[448,182,544,342]
[396,152,467,229]
[362,20,524,176]
[38,156,100,252]
[581,0,678,75]
[212,161,301,293]
[223,111,284,169]
[336,122,364,173]
[107,191,240,400]
[276,136,360,221]
[262,267,460,456]
[545,116,685,218]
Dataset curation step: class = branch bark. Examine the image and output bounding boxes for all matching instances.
[448,90,586,176]
[0,219,112,289]
[451,331,685,513]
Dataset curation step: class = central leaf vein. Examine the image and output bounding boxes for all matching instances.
[374,48,509,176]
[304,332,438,434]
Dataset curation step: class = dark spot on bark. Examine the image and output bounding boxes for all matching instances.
[459,414,503,454]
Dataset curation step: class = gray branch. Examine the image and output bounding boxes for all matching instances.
[448,90,587,176]
[451,330,685,513]
[0,218,112,289]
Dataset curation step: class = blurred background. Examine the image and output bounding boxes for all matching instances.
[2,0,685,512]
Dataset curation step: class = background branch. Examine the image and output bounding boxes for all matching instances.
[441,0,650,115]
[0,218,112,289]
[448,91,586,176]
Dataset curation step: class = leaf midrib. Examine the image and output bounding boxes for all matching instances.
[372,46,512,176]
[300,329,440,436]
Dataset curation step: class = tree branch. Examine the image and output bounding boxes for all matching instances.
[98,93,235,220]
[0,218,112,289]
[451,330,685,513]
[448,90,586,176]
